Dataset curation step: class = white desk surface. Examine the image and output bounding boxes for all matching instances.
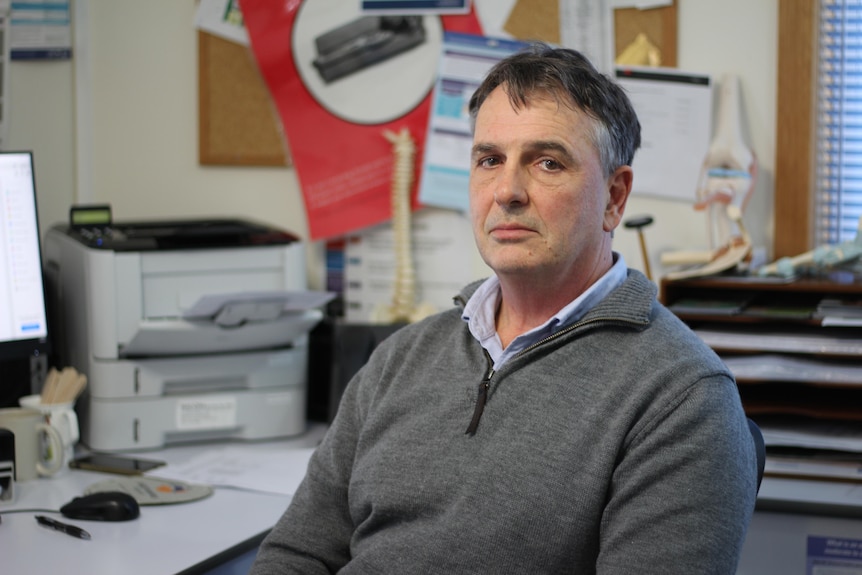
[0,423,327,575]
[7,423,862,575]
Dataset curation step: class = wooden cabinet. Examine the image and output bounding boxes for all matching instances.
[660,275,862,426]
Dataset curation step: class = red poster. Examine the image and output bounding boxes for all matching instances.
[239,0,482,240]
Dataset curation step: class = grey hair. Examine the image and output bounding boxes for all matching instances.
[468,43,641,177]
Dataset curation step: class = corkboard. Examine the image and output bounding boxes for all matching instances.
[614,1,677,67]
[502,0,677,67]
[503,0,560,44]
[197,31,291,166]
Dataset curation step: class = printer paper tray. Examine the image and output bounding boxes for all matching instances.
[81,386,307,451]
[116,310,322,357]
[86,347,307,399]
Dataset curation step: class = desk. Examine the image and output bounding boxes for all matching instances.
[7,423,862,574]
[0,423,326,575]
[739,476,862,574]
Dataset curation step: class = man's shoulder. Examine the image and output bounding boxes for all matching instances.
[592,270,725,363]
[586,268,657,322]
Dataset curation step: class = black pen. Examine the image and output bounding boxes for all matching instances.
[35,515,91,540]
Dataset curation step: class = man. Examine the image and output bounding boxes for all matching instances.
[251,44,757,574]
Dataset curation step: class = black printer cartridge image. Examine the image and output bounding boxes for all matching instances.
[312,15,426,84]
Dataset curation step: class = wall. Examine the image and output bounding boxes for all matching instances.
[7,0,776,291]
[617,0,777,276]
[7,60,75,246]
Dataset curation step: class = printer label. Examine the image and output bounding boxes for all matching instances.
[176,396,237,430]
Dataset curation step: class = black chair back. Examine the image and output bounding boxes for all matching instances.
[747,418,766,494]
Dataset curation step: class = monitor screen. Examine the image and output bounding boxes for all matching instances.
[0,151,49,361]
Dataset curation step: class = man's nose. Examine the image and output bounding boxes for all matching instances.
[493,167,528,207]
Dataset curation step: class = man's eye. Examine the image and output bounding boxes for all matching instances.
[478,157,501,167]
[540,159,562,171]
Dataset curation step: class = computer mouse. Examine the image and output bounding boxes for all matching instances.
[60,491,140,522]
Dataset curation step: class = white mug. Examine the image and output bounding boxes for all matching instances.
[0,407,64,481]
[19,395,79,475]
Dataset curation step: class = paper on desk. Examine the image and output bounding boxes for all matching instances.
[151,445,316,496]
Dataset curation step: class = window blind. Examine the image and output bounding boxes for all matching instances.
[817,0,862,244]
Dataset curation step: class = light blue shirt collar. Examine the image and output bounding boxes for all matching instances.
[462,253,628,369]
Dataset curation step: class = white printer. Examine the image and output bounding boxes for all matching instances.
[43,215,324,451]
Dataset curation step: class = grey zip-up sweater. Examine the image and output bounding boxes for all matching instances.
[251,270,757,574]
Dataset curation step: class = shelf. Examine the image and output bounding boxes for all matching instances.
[693,325,862,357]
[663,276,862,328]
[662,275,862,469]
[660,272,862,300]
[723,354,862,387]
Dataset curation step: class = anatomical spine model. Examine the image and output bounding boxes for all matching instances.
[371,127,435,324]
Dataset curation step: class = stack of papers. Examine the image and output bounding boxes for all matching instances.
[817,297,862,327]
[761,418,862,482]
[152,445,316,497]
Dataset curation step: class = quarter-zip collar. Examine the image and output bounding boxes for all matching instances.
[461,253,629,370]
[460,267,656,435]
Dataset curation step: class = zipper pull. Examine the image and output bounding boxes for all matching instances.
[465,377,491,435]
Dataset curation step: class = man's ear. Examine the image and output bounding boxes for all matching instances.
[603,166,634,232]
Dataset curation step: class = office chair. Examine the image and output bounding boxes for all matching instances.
[747,417,765,494]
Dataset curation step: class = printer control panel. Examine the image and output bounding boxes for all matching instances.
[68,204,129,249]
[75,225,126,248]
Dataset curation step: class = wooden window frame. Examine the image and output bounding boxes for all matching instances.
[774,0,816,259]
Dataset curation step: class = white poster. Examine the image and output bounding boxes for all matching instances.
[616,66,713,203]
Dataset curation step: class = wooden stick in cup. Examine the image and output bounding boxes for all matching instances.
[40,368,61,404]
[63,373,88,404]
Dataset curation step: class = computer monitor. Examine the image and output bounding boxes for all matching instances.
[0,151,49,365]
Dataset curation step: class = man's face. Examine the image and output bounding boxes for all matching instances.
[469,86,628,284]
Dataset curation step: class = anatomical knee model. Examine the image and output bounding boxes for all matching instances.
[696,74,757,250]
[662,74,756,280]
